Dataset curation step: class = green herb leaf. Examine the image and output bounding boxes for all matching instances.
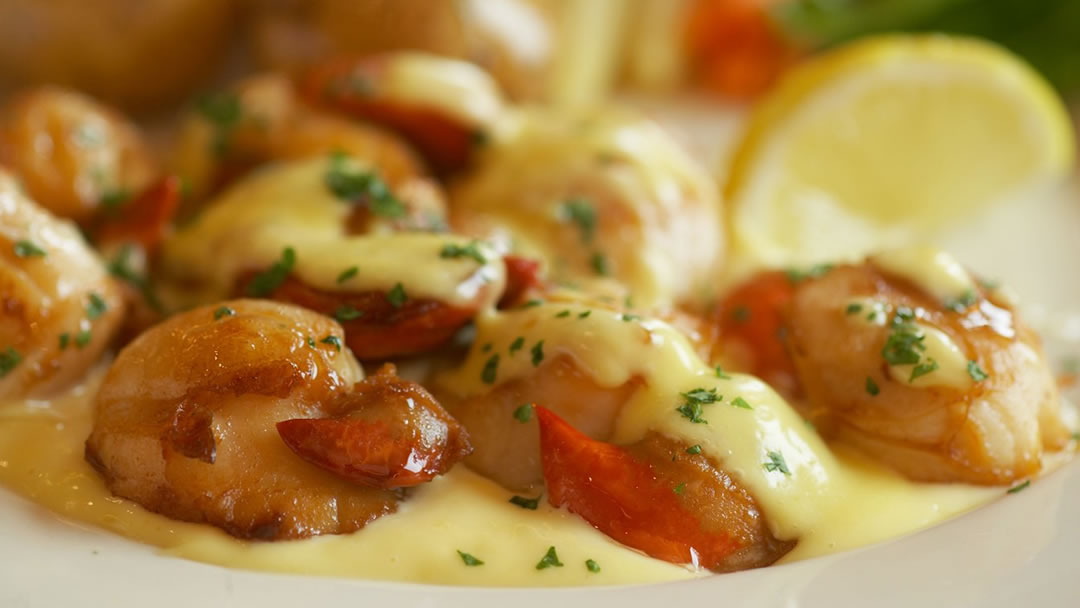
[585,559,601,573]
[386,282,407,309]
[508,336,525,354]
[13,240,46,258]
[685,444,703,455]
[0,347,21,376]
[247,247,296,297]
[559,198,596,243]
[590,252,609,276]
[967,360,989,382]
[764,450,791,475]
[75,329,92,348]
[86,293,107,320]
[107,245,162,312]
[1007,480,1031,494]
[336,266,358,284]
[195,92,242,127]
[59,333,70,350]
[673,482,686,495]
[481,354,500,384]
[531,340,544,367]
[882,318,925,365]
[320,335,342,351]
[509,495,540,510]
[213,306,235,320]
[457,550,484,566]
[681,388,720,404]
[866,376,880,396]
[535,546,564,570]
[324,156,406,218]
[307,336,316,348]
[731,396,753,410]
[620,313,641,322]
[333,305,364,321]
[714,366,731,379]
[945,289,978,313]
[845,302,863,315]
[909,358,939,381]
[513,403,533,423]
[440,241,487,264]
[577,310,591,319]
[521,299,543,308]
[786,264,833,283]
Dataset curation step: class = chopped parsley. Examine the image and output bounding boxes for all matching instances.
[481,354,500,384]
[75,329,92,348]
[619,313,641,322]
[59,333,70,350]
[535,546,564,570]
[247,247,296,297]
[0,347,21,377]
[336,266,358,284]
[585,559,601,573]
[559,198,596,243]
[386,283,407,308]
[731,396,753,410]
[732,306,750,323]
[324,155,405,218]
[509,336,525,354]
[13,240,45,258]
[194,91,242,155]
[107,245,162,312]
[786,264,833,283]
[909,358,939,382]
[945,289,978,313]
[577,310,591,319]
[882,310,925,366]
[590,252,609,276]
[509,495,540,510]
[521,299,543,308]
[866,376,880,396]
[307,336,316,348]
[845,302,863,315]
[100,188,131,211]
[320,335,342,351]
[764,450,790,475]
[673,482,686,495]
[555,309,571,318]
[333,305,363,321]
[1007,480,1031,494]
[513,404,532,423]
[714,366,731,379]
[967,360,989,382]
[213,306,235,320]
[86,293,107,320]
[531,340,544,367]
[686,444,703,455]
[676,387,720,424]
[457,550,484,566]
[440,241,487,264]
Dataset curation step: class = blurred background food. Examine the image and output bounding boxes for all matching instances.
[0,0,1076,113]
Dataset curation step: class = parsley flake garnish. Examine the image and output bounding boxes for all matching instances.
[714,366,731,379]
[559,198,596,243]
[59,333,70,350]
[786,264,833,283]
[194,91,242,155]
[686,444,703,455]
[590,252,609,276]
[336,266,358,284]
[882,313,925,366]
[0,347,21,377]
[866,376,880,396]
[531,340,544,367]
[909,358,939,381]
[75,329,92,348]
[457,550,484,566]
[673,482,686,495]
[247,247,296,297]
[1007,480,1030,494]
[440,240,487,264]
[945,289,978,313]
[967,360,989,382]
[585,559,601,573]
[13,240,45,258]
[578,310,591,319]
[619,313,641,322]
[731,396,753,410]
[845,303,863,315]
[555,309,570,318]
[509,336,525,354]
[513,404,532,423]
[509,495,540,510]
[481,354,499,384]
[320,335,342,351]
[386,282,407,308]
[100,188,131,211]
[213,306,235,320]
[522,299,543,308]
[107,245,162,312]
[307,336,316,348]
[86,293,107,320]
[333,305,363,321]
[535,546,564,570]
[676,388,719,424]
[764,450,790,475]
[324,155,406,218]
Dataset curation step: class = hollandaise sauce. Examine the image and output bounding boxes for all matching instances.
[0,300,1000,586]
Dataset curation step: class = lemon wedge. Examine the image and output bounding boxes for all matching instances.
[725,35,1076,269]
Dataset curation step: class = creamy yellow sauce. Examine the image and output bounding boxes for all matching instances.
[870,245,976,303]
[161,157,505,308]
[383,53,505,129]
[0,362,996,585]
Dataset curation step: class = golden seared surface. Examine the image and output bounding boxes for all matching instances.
[85,299,401,540]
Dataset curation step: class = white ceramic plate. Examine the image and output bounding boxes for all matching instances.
[1,111,1078,608]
